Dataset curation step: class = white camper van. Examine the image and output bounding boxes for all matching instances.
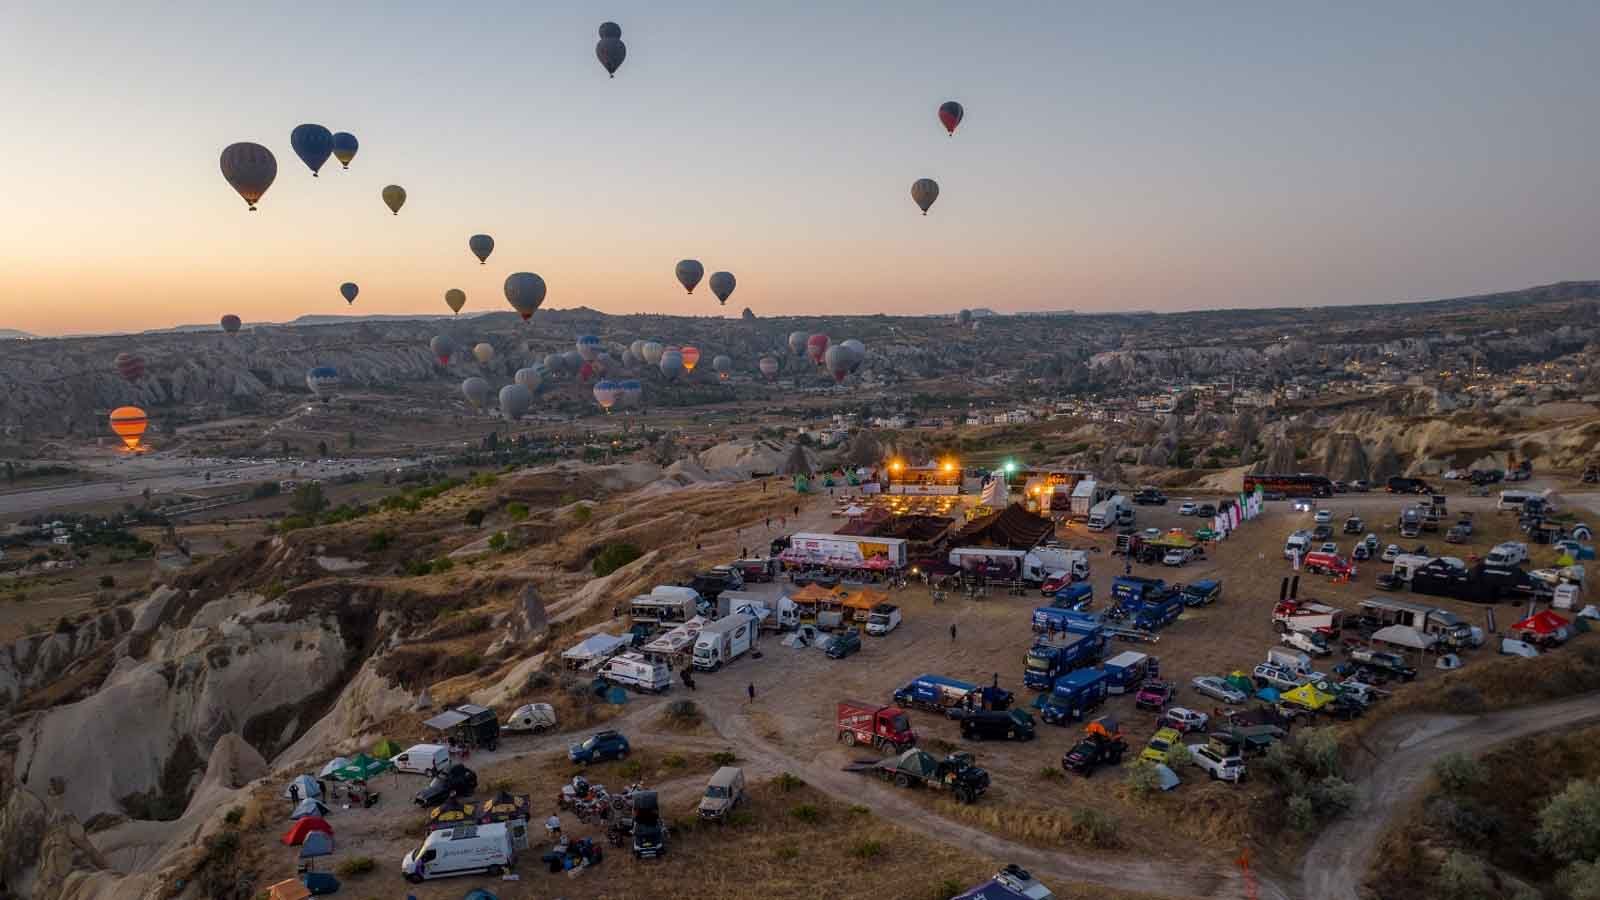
[402,822,516,883]
[1284,531,1312,560]
[392,744,451,776]
[596,652,673,693]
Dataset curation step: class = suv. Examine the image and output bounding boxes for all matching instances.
[825,629,861,659]
[1177,500,1198,516]
[413,763,477,806]
[1133,489,1167,505]
[1343,516,1364,534]
[1313,510,1333,525]
[697,767,745,821]
[1062,733,1127,777]
[1134,681,1174,711]
[959,709,1036,742]
[1140,727,1184,764]
[1252,662,1311,691]
[1348,648,1417,682]
[631,790,666,858]
[1191,745,1246,782]
[569,730,631,764]
[1196,503,1217,518]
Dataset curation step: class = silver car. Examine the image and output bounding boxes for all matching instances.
[1190,675,1247,705]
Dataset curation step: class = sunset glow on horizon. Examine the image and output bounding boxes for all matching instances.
[3,2,1598,336]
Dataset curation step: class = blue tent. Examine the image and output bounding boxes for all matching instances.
[463,892,499,900]
[290,799,329,820]
[282,774,321,801]
[302,872,340,895]
[1255,687,1281,703]
[299,830,334,859]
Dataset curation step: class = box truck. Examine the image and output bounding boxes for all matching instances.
[597,652,674,693]
[691,614,756,671]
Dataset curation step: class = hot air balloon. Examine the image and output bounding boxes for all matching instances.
[596,22,626,77]
[620,379,643,407]
[469,234,494,265]
[445,289,466,314]
[290,124,334,176]
[114,352,146,383]
[473,342,495,364]
[938,101,964,136]
[712,354,733,380]
[461,377,491,411]
[759,356,779,380]
[641,342,664,366]
[912,178,939,215]
[331,131,359,169]
[788,332,807,356]
[562,350,584,372]
[504,273,546,321]
[543,352,565,373]
[659,349,685,380]
[957,308,973,326]
[681,346,701,373]
[515,366,543,393]
[709,271,736,306]
[806,334,829,367]
[593,380,621,412]
[629,339,646,361]
[430,335,455,365]
[221,314,241,334]
[499,383,532,420]
[841,338,866,373]
[576,335,601,361]
[219,143,277,211]
[382,185,407,215]
[593,352,612,376]
[824,345,852,384]
[675,260,704,294]
[108,406,148,451]
[339,282,359,305]
[305,366,341,398]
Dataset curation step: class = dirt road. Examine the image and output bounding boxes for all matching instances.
[1298,691,1600,900]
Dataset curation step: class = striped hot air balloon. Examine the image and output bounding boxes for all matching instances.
[108,406,149,451]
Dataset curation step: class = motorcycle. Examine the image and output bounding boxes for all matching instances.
[558,775,603,811]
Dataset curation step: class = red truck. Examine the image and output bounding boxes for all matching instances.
[836,701,917,753]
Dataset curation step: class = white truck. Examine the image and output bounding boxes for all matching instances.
[1086,494,1132,532]
[692,614,756,671]
[1484,542,1529,568]
[597,652,674,693]
[1069,479,1106,520]
[785,533,908,569]
[1272,599,1345,635]
[1284,530,1312,560]
[947,547,1064,584]
[1032,546,1091,581]
[1267,647,1315,676]
[866,603,902,636]
[402,822,517,883]
[718,592,800,632]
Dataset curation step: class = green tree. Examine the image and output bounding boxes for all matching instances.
[593,542,642,577]
[290,482,328,516]
[1435,850,1492,900]
[1537,778,1600,862]
[1558,861,1600,900]
[1433,753,1485,794]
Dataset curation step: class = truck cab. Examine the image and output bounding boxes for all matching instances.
[865,603,902,636]
[837,701,916,752]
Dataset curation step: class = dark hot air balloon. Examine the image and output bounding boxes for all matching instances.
[290,124,334,176]
[596,22,626,77]
[504,273,547,321]
[339,282,359,305]
[220,315,241,334]
[938,101,964,136]
[331,132,359,168]
[675,260,704,294]
[114,353,145,383]
[469,234,494,264]
[709,271,736,306]
[430,335,455,365]
[911,178,939,215]
[219,142,276,210]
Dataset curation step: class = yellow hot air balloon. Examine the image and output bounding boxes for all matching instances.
[109,406,149,451]
[382,185,407,215]
[445,288,466,314]
[681,346,701,373]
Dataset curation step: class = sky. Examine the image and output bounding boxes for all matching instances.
[2,1,1598,336]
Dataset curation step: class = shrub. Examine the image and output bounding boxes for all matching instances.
[709,750,737,767]
[774,772,804,793]
[572,504,593,525]
[202,829,239,858]
[1124,761,1161,796]
[1287,794,1317,831]
[365,530,392,552]
[1444,683,1487,714]
[619,760,642,779]
[98,575,115,588]
[849,839,884,859]
[663,700,702,728]
[789,803,823,824]
[849,804,870,816]
[662,754,686,769]
[726,809,754,827]
[936,878,966,900]
[592,542,642,577]
[1425,797,1500,845]
[487,532,508,552]
[335,856,375,877]
[1165,741,1193,769]
[1435,850,1492,900]
[1558,861,1600,900]
[1070,807,1119,848]
[1433,753,1486,794]
[774,846,800,862]
[506,502,529,521]
[1537,778,1600,862]
[1038,766,1063,780]
[223,806,244,826]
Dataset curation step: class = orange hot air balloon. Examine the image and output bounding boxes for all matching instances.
[681,346,701,373]
[109,406,149,451]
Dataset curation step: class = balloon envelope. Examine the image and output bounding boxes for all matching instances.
[108,406,149,451]
[461,377,491,411]
[473,342,495,364]
[712,354,733,380]
[675,260,704,294]
[806,334,829,365]
[709,271,736,305]
[445,289,466,314]
[306,366,340,397]
[620,379,643,407]
[469,234,494,264]
[381,185,406,215]
[562,350,583,371]
[339,282,359,305]
[543,352,565,372]
[681,346,701,373]
[938,100,964,135]
[599,21,621,38]
[912,178,939,215]
[499,383,532,420]
[957,308,973,326]
[841,338,866,372]
[824,345,850,383]
[659,349,685,380]
[596,36,626,76]
[593,380,622,411]
[331,131,358,168]
[576,335,601,361]
[788,332,807,356]
[114,352,146,383]
[759,356,779,379]
[290,124,334,176]
[430,335,455,365]
[220,315,241,334]
[504,273,547,321]
[514,366,543,393]
[641,342,664,365]
[219,142,277,210]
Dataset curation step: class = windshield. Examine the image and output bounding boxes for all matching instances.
[580,736,597,750]
[1150,738,1171,752]
[889,714,910,733]
[705,786,729,799]
[868,614,887,623]
[1025,654,1051,671]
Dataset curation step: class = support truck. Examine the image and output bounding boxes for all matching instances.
[836,701,917,753]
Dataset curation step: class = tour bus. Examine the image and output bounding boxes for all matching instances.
[1244,473,1334,499]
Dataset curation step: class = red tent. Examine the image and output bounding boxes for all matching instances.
[1511,610,1570,637]
[280,816,333,846]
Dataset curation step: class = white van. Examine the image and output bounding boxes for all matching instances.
[392,744,451,776]
[402,822,515,883]
[597,652,673,693]
[1283,531,1311,560]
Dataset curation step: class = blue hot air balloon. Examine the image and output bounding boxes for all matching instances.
[576,335,602,361]
[305,367,341,398]
[331,132,359,169]
[290,124,334,177]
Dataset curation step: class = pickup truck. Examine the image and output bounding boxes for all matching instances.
[1253,662,1319,691]
[1347,647,1418,682]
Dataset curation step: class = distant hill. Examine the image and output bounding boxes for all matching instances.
[0,329,36,340]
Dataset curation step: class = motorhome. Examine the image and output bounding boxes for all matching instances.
[1484,542,1529,568]
[596,652,673,693]
[402,823,516,883]
[1358,597,1479,646]
[1283,531,1312,560]
[1390,554,1440,583]
[628,589,700,626]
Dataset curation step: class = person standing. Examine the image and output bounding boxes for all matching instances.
[950,623,958,642]
[747,682,756,703]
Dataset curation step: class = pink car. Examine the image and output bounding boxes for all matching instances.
[1134,681,1174,711]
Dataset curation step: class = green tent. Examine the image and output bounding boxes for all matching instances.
[793,474,811,493]
[370,738,403,760]
[333,753,393,782]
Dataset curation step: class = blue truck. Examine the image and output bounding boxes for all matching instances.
[1111,575,1168,608]
[894,674,1014,715]
[1022,630,1106,690]
[1031,606,1102,635]
[1049,582,1094,610]
[1102,651,1151,694]
[1039,668,1109,725]
[1111,575,1186,631]
[1180,579,1222,607]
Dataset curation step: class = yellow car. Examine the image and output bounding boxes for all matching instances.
[1140,727,1183,764]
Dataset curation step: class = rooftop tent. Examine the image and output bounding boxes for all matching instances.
[333,753,393,783]
[281,816,333,846]
[560,632,629,667]
[1281,682,1336,711]
[1371,624,1439,651]
[282,774,321,801]
[371,738,403,759]
[477,791,531,824]
[267,879,312,900]
[428,797,474,830]
[290,798,329,820]
[317,757,350,779]
[1085,715,1121,740]
[298,829,334,859]
[1512,609,1571,637]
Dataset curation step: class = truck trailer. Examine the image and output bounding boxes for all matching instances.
[783,533,908,569]
[1022,630,1106,690]
[894,674,1014,715]
[1039,668,1110,724]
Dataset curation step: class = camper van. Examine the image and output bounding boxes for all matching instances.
[1284,531,1312,560]
[392,744,451,776]
[402,822,516,883]
[596,652,673,693]
[1497,490,1538,513]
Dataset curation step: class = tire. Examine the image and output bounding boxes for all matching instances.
[842,731,856,747]
[406,874,423,885]
[1208,770,1218,781]
[894,773,911,789]
[487,865,504,877]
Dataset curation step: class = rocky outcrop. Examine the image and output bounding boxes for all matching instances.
[1321,433,1370,482]
[1256,437,1299,474]
[0,606,133,711]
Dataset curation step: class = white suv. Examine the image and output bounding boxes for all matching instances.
[1191,745,1246,782]
[1178,500,1198,516]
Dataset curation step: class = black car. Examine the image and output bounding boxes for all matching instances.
[959,708,1036,742]
[631,791,666,859]
[1196,503,1217,518]
[414,763,477,806]
[825,629,861,659]
[1374,573,1404,591]
[1311,524,1334,541]
[1062,734,1127,777]
[1132,489,1168,506]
